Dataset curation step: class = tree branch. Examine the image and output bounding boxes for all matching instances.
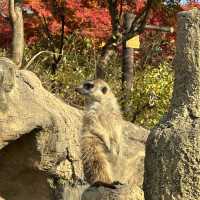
[96,0,121,79]
[24,50,62,69]
[41,15,56,55]
[125,0,153,40]
[108,0,120,34]
[145,24,174,33]
[41,1,65,74]
[131,103,155,123]
[57,14,65,63]
[0,11,9,21]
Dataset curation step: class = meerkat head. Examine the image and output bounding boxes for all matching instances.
[75,79,111,102]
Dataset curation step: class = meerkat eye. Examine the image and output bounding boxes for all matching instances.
[83,82,94,90]
[101,86,108,94]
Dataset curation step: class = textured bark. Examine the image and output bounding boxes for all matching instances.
[9,0,24,69]
[121,13,135,114]
[0,57,148,199]
[144,9,200,200]
[122,13,135,91]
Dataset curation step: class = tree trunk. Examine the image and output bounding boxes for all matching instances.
[9,0,24,69]
[121,13,135,114]
[143,9,200,200]
[122,13,135,92]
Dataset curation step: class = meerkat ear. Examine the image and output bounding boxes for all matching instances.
[101,86,108,94]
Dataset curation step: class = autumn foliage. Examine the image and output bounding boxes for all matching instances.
[0,0,199,50]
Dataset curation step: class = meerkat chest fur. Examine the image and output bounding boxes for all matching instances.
[83,96,122,155]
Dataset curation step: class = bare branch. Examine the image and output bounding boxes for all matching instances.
[0,11,9,21]
[41,0,66,73]
[57,14,65,63]
[125,0,153,40]
[145,24,174,33]
[96,41,115,78]
[41,15,56,55]
[119,0,123,20]
[24,51,62,69]
[96,0,167,79]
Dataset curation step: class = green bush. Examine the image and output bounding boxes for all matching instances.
[126,63,174,128]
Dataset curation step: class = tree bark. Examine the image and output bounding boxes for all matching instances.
[122,13,135,91]
[9,0,24,69]
[143,9,200,200]
[121,13,135,114]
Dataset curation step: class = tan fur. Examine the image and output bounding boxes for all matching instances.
[76,79,123,184]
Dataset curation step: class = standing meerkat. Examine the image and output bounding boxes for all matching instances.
[75,79,123,185]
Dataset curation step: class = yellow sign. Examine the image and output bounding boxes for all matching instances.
[126,35,140,49]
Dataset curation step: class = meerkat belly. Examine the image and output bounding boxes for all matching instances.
[83,112,112,151]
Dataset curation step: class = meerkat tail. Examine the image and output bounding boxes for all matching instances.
[81,136,112,184]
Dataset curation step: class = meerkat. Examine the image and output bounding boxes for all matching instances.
[75,79,123,185]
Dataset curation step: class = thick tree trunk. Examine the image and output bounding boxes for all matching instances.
[143,9,200,200]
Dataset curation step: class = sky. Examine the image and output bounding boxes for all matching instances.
[180,0,187,3]
[180,0,200,3]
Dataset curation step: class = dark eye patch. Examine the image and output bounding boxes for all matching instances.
[83,82,94,90]
[101,86,107,94]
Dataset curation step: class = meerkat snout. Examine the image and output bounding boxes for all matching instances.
[75,81,94,95]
